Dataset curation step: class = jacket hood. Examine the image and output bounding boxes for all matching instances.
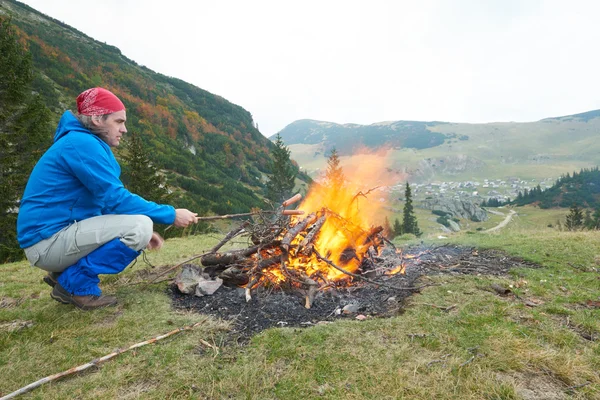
[54,111,90,143]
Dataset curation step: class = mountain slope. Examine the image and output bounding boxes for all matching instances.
[276,112,600,182]
[0,0,274,215]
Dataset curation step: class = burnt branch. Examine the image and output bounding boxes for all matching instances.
[313,249,430,292]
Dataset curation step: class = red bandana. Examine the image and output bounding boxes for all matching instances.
[76,87,125,116]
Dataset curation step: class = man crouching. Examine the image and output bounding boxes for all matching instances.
[17,87,198,310]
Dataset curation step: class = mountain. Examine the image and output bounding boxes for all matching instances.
[0,0,279,216]
[275,112,600,183]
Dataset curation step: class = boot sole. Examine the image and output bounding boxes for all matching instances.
[50,289,71,304]
[51,291,117,310]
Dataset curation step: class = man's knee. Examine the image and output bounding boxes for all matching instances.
[121,215,153,251]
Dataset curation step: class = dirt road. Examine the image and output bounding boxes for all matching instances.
[483,210,516,233]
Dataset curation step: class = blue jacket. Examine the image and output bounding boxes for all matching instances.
[17,111,175,248]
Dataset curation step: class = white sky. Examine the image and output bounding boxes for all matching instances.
[16,0,600,136]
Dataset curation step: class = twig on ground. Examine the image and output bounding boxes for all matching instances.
[459,356,476,367]
[565,382,591,393]
[426,353,452,368]
[412,302,457,312]
[407,333,430,340]
[0,321,211,400]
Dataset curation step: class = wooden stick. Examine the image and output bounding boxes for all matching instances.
[147,252,212,284]
[0,322,213,400]
[196,211,275,221]
[210,222,249,253]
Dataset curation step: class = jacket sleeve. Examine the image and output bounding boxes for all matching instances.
[62,135,176,225]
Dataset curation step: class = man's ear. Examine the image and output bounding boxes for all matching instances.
[90,115,103,127]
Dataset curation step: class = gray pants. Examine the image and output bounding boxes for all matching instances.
[23,214,153,272]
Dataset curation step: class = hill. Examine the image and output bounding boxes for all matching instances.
[276,112,600,183]
[513,167,600,208]
[0,0,282,216]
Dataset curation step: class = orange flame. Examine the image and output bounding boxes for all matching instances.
[385,264,406,275]
[262,150,398,285]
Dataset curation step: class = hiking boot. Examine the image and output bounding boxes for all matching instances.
[51,283,117,310]
[43,272,60,288]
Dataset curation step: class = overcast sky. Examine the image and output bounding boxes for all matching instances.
[17,0,600,136]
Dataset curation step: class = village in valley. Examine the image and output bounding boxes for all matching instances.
[387,176,557,204]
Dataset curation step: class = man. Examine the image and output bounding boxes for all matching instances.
[17,87,198,310]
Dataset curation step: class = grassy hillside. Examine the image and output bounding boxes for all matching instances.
[281,114,600,184]
[0,0,280,216]
[1,208,599,399]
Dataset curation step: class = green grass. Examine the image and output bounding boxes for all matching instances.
[1,211,600,399]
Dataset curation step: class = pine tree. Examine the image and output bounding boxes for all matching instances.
[265,133,296,203]
[393,218,404,237]
[584,209,594,230]
[402,182,421,236]
[324,147,345,190]
[121,131,172,204]
[121,131,177,237]
[0,17,51,262]
[565,204,584,231]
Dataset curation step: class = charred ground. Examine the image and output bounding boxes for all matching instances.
[170,245,539,340]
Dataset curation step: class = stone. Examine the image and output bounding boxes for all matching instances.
[421,196,488,222]
[174,264,203,294]
[195,276,223,297]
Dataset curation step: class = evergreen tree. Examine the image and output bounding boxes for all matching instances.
[265,133,296,203]
[121,131,172,204]
[121,131,176,237]
[402,182,421,236]
[591,207,600,230]
[393,218,404,237]
[565,203,584,231]
[584,209,594,230]
[0,17,51,262]
[324,147,345,190]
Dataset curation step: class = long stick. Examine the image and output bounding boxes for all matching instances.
[0,321,214,400]
[147,251,212,284]
[196,211,274,221]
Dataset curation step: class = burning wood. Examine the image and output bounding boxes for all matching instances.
[177,190,405,308]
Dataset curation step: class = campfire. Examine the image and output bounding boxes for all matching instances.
[175,153,407,308]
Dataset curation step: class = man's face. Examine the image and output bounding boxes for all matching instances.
[96,110,127,147]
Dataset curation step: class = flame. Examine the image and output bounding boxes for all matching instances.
[261,150,397,285]
[385,264,406,275]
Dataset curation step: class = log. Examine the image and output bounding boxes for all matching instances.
[298,215,326,255]
[257,256,281,270]
[201,245,263,266]
[281,213,317,251]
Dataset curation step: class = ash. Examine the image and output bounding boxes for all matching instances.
[170,245,537,340]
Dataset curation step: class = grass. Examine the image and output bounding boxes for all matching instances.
[1,210,600,399]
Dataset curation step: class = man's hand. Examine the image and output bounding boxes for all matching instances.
[147,232,164,250]
[174,208,199,227]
